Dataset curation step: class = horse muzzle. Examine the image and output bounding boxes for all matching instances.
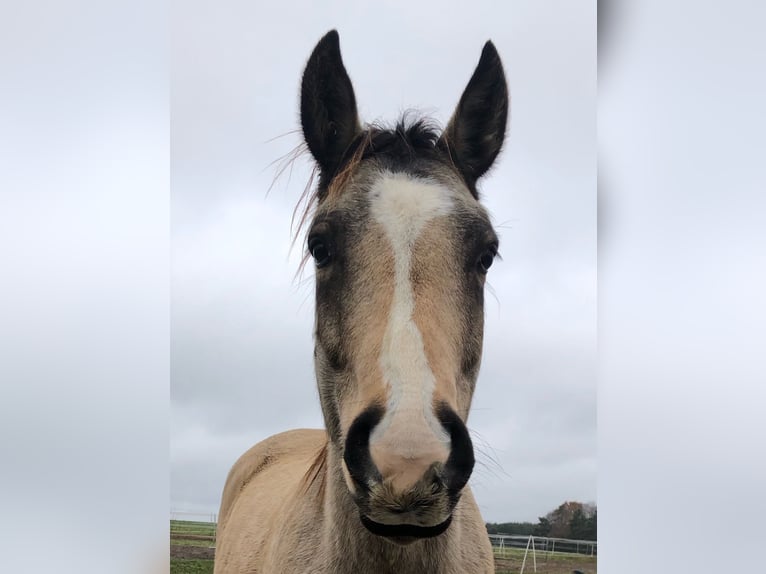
[342,402,475,541]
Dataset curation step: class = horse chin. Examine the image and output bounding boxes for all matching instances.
[359,513,453,541]
[385,536,419,547]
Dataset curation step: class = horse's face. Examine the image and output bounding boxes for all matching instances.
[300,31,508,542]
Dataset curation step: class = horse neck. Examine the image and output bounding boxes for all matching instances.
[320,444,459,574]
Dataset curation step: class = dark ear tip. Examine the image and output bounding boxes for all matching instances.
[480,40,502,67]
[305,31,343,77]
[317,29,340,51]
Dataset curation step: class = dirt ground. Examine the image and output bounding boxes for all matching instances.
[495,553,597,574]
[171,545,596,573]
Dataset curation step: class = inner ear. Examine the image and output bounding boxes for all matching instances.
[438,41,509,195]
[301,30,362,181]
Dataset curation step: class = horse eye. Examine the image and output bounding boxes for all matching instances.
[478,248,497,274]
[308,236,331,268]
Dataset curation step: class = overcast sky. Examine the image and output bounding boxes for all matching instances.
[171,0,595,523]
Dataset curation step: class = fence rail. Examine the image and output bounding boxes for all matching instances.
[489,533,597,557]
[170,511,218,551]
[170,510,218,524]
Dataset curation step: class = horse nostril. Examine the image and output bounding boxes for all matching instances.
[436,403,475,494]
[343,405,384,492]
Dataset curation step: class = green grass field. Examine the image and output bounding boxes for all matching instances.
[170,559,214,574]
[170,520,216,573]
[170,520,216,537]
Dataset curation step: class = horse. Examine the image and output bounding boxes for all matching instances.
[213,29,509,574]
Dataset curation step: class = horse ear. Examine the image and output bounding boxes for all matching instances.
[301,30,361,179]
[439,41,509,193]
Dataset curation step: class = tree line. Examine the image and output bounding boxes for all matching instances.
[486,501,597,541]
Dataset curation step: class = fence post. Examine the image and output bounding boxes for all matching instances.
[520,535,532,574]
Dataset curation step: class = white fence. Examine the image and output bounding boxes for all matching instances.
[490,534,596,574]
[489,533,597,556]
[170,510,218,524]
[489,534,598,556]
[170,510,218,544]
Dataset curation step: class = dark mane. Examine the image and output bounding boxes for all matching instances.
[316,115,454,196]
[361,117,442,160]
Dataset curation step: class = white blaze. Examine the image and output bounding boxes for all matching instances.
[368,172,453,458]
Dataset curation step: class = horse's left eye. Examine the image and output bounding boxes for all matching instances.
[308,236,332,268]
[478,248,497,274]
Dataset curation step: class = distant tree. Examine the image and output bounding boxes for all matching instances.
[568,506,589,540]
[524,502,597,540]
[547,501,583,538]
[533,516,551,537]
[485,522,537,536]
[583,508,597,541]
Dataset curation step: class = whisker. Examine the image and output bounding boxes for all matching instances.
[264,128,302,144]
[470,427,509,481]
[265,140,310,199]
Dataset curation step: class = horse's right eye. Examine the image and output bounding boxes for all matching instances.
[308,236,332,268]
[478,250,495,273]
[477,243,499,274]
